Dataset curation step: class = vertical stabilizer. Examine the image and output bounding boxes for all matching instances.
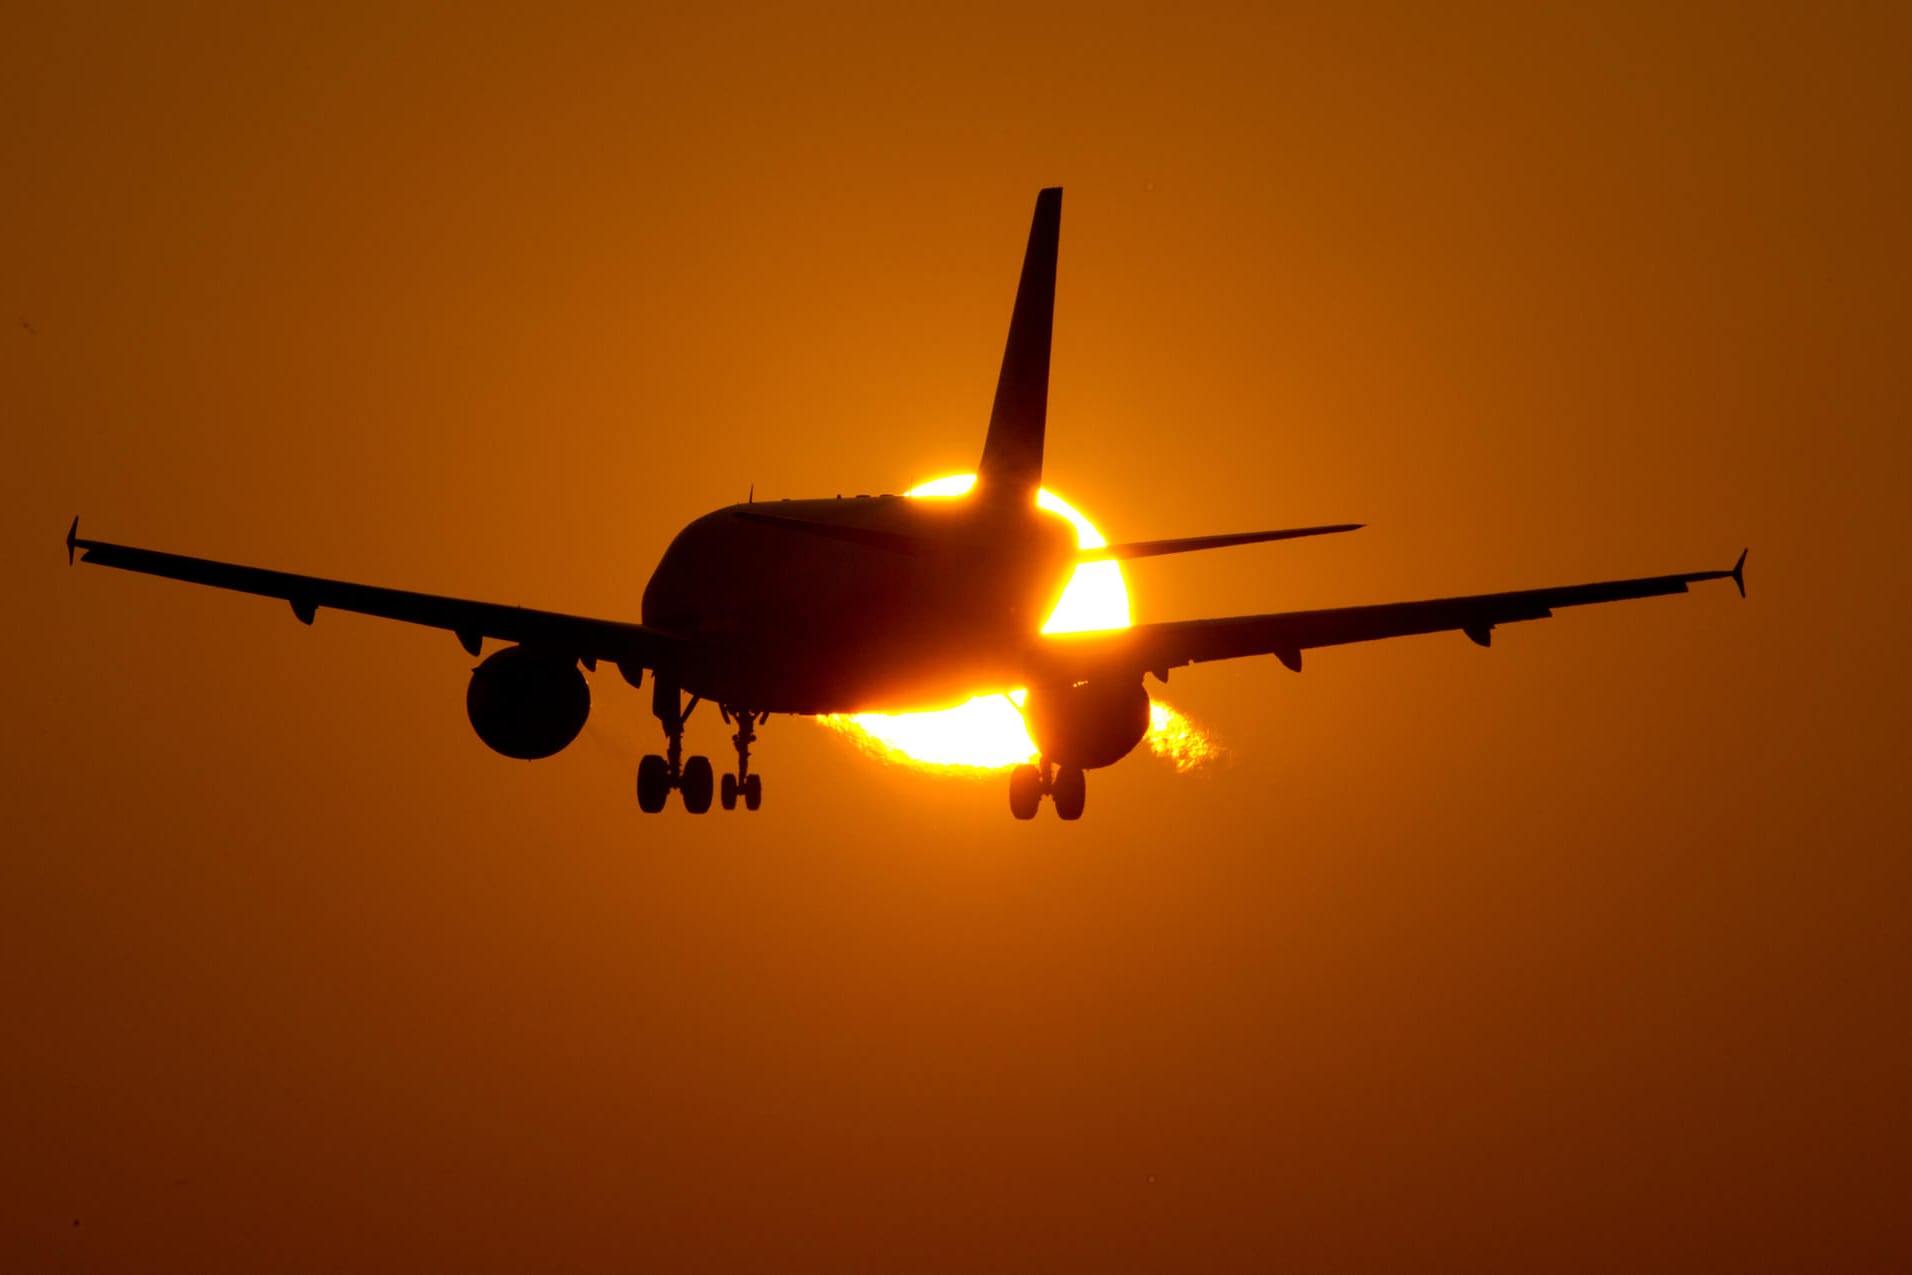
[978,187,1061,503]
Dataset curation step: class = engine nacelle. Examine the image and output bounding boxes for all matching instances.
[1023,679,1151,771]
[465,646,590,760]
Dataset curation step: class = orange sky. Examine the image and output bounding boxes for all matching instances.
[3,2,1908,1269]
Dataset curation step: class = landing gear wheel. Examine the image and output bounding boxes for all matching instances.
[1008,764,1042,820]
[719,707,767,812]
[636,754,670,813]
[680,755,714,814]
[720,772,739,811]
[1051,766,1087,821]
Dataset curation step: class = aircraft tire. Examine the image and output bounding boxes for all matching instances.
[743,773,762,811]
[1009,764,1042,820]
[1052,766,1086,821]
[721,772,739,810]
[681,755,714,814]
[637,754,670,813]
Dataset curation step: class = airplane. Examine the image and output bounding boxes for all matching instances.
[67,187,1746,820]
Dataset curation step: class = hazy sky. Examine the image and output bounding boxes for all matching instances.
[3,2,1907,1268]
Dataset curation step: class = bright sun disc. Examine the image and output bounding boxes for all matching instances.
[817,475,1217,774]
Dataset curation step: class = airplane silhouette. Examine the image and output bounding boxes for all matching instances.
[68,188,1745,819]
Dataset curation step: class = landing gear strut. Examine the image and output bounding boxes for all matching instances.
[719,707,766,812]
[636,680,713,814]
[634,685,768,815]
[1008,758,1087,821]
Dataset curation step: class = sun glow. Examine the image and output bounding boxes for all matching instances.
[816,475,1217,774]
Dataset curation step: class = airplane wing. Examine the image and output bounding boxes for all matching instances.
[1031,551,1747,681]
[66,519,683,674]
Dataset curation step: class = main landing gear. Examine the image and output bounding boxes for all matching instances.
[718,707,765,811]
[1008,759,1086,821]
[635,681,767,814]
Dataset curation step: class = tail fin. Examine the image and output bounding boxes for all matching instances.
[977,187,1062,504]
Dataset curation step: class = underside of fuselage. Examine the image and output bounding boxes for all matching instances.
[640,492,1080,713]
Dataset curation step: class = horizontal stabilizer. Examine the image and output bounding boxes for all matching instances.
[1081,523,1362,562]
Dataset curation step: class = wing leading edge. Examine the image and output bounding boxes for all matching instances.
[66,519,682,673]
[1032,551,1747,681]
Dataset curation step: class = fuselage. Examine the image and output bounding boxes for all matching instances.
[641,492,1079,714]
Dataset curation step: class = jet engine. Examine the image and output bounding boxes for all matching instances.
[465,645,590,760]
[1022,679,1151,771]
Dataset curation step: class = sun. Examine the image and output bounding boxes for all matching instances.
[817,475,1216,773]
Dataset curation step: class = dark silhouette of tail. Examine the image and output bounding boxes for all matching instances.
[977,187,1061,505]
